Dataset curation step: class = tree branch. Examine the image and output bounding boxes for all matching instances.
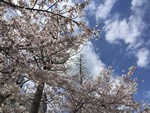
[0,0,79,25]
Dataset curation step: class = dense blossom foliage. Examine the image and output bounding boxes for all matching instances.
[0,0,97,82]
[0,0,149,113]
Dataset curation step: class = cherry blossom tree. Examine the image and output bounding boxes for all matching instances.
[0,0,99,112]
[0,0,149,113]
[39,64,150,113]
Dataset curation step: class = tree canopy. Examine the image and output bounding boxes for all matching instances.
[0,0,149,113]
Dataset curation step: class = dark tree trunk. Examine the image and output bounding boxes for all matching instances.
[43,93,47,113]
[30,82,44,113]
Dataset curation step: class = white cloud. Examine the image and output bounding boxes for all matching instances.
[100,0,147,47]
[85,1,97,16]
[103,0,146,45]
[131,0,147,7]
[68,42,105,79]
[131,0,148,18]
[103,0,147,45]
[136,48,150,67]
[95,0,117,20]
[102,0,149,67]
[104,14,144,45]
[81,42,105,78]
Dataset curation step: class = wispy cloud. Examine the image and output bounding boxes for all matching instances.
[131,0,147,7]
[136,48,150,67]
[104,15,144,45]
[101,0,149,68]
[85,0,117,20]
[104,0,146,46]
[85,1,97,16]
[95,0,118,20]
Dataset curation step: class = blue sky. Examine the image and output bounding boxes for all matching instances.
[79,0,150,103]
